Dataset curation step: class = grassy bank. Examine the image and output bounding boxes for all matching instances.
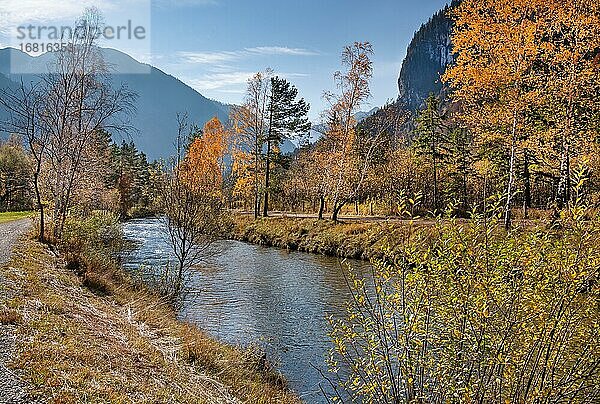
[0,216,299,403]
[0,211,33,224]
[230,216,433,261]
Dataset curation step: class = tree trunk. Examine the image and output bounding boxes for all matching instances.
[263,139,272,217]
[433,155,438,214]
[263,103,274,217]
[33,170,45,243]
[254,135,260,219]
[504,113,518,230]
[318,195,325,220]
[556,141,570,210]
[254,192,260,219]
[523,149,531,219]
[332,201,344,222]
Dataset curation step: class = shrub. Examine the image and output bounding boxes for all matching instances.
[326,200,600,402]
[60,211,124,293]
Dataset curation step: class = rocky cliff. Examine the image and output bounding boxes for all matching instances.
[397,0,460,111]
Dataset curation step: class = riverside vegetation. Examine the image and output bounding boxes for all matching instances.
[325,189,600,402]
[230,215,423,261]
[0,213,298,403]
[232,181,600,402]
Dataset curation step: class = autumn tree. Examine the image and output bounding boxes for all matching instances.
[0,136,32,211]
[443,0,544,229]
[160,116,229,303]
[230,71,271,218]
[322,42,375,221]
[539,0,600,210]
[297,141,332,219]
[0,81,49,241]
[180,117,228,194]
[353,102,407,215]
[41,9,135,237]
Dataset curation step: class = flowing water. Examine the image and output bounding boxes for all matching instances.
[122,218,370,402]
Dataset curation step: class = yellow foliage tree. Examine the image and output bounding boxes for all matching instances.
[539,0,600,209]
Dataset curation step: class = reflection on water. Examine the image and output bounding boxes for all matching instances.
[122,218,370,402]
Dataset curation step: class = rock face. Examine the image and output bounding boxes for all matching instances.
[397,0,459,111]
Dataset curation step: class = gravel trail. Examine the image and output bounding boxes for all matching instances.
[0,218,35,404]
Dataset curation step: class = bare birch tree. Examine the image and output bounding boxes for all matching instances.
[40,8,136,238]
[0,81,49,241]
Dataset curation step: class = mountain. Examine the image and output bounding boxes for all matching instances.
[354,107,380,123]
[0,48,229,160]
[304,108,380,145]
[397,0,459,111]
[0,73,16,131]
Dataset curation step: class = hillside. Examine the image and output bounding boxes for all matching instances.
[0,48,229,161]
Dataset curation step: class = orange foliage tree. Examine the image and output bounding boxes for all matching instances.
[539,0,600,209]
[322,42,374,221]
[180,117,229,196]
[443,0,546,229]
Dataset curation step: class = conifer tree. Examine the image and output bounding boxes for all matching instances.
[263,77,310,216]
[414,94,449,213]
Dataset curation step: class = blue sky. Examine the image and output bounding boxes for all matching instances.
[1,0,450,119]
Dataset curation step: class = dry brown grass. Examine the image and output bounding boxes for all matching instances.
[0,238,300,403]
[230,214,551,262]
[230,215,430,261]
[0,308,21,324]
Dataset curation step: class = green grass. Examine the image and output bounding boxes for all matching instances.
[0,211,33,224]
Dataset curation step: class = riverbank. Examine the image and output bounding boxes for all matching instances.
[229,215,430,261]
[0,220,299,402]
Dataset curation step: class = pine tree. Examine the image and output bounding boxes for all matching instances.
[263,77,310,216]
[414,94,450,213]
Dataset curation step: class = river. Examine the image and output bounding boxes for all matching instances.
[121,218,370,402]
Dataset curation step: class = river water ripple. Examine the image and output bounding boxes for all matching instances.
[122,218,370,402]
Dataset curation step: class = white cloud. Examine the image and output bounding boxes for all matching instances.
[247,47,319,56]
[168,46,316,99]
[177,50,240,65]
[177,46,319,65]
[0,0,149,34]
[0,0,114,27]
[187,71,309,92]
[187,71,256,91]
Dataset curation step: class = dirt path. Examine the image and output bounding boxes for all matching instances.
[0,218,34,404]
[0,218,31,265]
